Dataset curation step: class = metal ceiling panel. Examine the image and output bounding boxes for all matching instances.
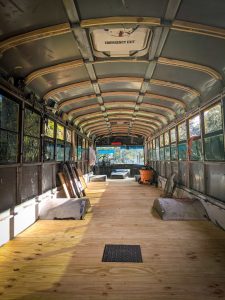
[99,81,142,92]
[75,0,168,19]
[143,96,183,112]
[139,106,172,121]
[147,83,197,106]
[71,107,101,118]
[0,0,68,41]
[153,64,223,101]
[162,30,225,78]
[0,33,81,78]
[28,65,90,97]
[177,0,225,29]
[51,85,94,102]
[103,94,138,102]
[61,98,99,113]
[94,61,148,78]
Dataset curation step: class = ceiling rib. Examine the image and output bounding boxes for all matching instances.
[79,117,108,127]
[78,114,162,128]
[80,16,160,28]
[85,124,155,132]
[58,90,186,111]
[25,59,84,85]
[158,57,222,80]
[145,93,186,108]
[74,112,104,124]
[84,123,107,131]
[67,104,100,116]
[58,94,97,109]
[0,23,71,54]
[98,77,143,84]
[74,110,166,128]
[82,116,160,129]
[62,0,110,135]
[149,79,200,97]
[128,0,182,137]
[43,81,91,101]
[172,20,225,40]
[85,121,157,131]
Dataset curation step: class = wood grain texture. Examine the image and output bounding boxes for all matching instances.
[1,180,225,299]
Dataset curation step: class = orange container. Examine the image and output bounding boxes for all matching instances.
[139,169,154,183]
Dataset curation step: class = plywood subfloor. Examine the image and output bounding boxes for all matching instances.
[0,179,225,300]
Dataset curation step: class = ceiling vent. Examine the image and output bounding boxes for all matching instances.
[90,26,151,58]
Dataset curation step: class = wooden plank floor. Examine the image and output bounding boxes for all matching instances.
[1,179,225,300]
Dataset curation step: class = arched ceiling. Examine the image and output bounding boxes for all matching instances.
[0,0,224,139]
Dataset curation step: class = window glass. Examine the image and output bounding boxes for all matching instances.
[57,124,64,140]
[74,132,77,161]
[189,115,201,137]
[152,149,156,161]
[0,94,19,132]
[66,129,72,143]
[160,147,165,160]
[204,134,224,161]
[178,143,187,160]
[56,141,64,161]
[155,138,159,149]
[164,146,170,160]
[190,139,202,161]
[23,109,40,162]
[204,104,223,134]
[160,135,164,147]
[170,128,176,143]
[156,148,160,160]
[65,143,72,161]
[0,131,18,163]
[171,144,177,160]
[152,139,155,149]
[44,139,55,161]
[96,146,144,164]
[24,109,40,137]
[77,135,82,160]
[23,136,40,162]
[178,122,187,141]
[164,132,170,145]
[0,95,19,163]
[45,119,55,138]
[149,149,152,161]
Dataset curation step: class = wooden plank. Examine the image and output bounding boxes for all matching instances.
[62,164,77,198]
[0,180,225,299]
[77,168,87,189]
[58,172,70,198]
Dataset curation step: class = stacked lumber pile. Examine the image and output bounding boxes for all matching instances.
[39,163,90,220]
[58,162,87,198]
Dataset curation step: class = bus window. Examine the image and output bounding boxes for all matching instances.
[65,129,72,161]
[204,103,224,161]
[56,123,65,161]
[159,134,164,161]
[178,122,187,160]
[188,115,202,161]
[170,128,177,160]
[44,119,55,161]
[0,95,19,163]
[164,132,170,160]
[23,108,41,163]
